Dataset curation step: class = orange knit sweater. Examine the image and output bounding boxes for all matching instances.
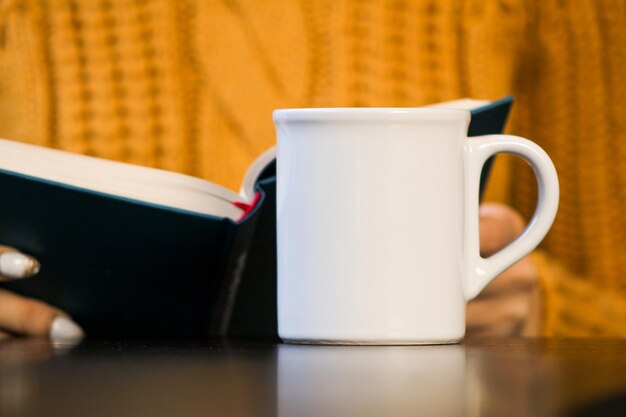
[0,0,624,336]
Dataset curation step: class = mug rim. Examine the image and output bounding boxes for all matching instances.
[273,107,470,123]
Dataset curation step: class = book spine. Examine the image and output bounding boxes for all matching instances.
[226,178,278,339]
[208,193,265,337]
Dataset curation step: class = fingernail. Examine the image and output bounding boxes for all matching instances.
[0,252,40,279]
[49,317,85,342]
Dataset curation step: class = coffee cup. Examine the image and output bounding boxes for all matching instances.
[274,107,558,344]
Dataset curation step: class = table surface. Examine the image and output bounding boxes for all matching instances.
[1,338,625,417]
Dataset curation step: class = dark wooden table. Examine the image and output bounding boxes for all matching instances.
[0,338,625,416]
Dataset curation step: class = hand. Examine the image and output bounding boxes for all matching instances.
[0,246,84,341]
[466,203,542,337]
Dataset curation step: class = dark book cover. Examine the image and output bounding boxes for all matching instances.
[0,172,264,338]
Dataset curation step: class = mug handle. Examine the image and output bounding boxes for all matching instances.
[463,135,559,300]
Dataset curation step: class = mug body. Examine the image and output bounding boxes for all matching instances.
[275,108,471,344]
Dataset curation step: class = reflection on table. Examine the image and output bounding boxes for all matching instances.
[1,338,626,417]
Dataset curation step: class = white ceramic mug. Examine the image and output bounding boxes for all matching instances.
[274,107,559,344]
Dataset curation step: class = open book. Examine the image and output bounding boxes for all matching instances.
[0,96,513,339]
[0,139,276,222]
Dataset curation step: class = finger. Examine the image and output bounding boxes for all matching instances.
[479,203,526,257]
[0,289,57,336]
[476,256,538,299]
[0,246,41,281]
[0,290,84,340]
[466,291,531,337]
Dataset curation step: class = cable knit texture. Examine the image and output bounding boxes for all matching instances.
[0,0,624,336]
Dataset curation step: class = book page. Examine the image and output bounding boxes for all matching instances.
[0,139,246,220]
[239,146,277,201]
